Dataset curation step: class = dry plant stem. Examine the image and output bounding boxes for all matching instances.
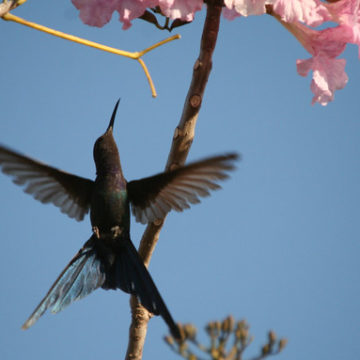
[125,1,223,359]
[2,11,180,97]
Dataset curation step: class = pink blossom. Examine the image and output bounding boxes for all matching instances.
[286,21,350,105]
[71,0,118,27]
[325,0,359,22]
[223,0,331,26]
[326,0,360,57]
[222,6,241,21]
[297,55,348,105]
[116,0,158,29]
[223,0,268,17]
[158,0,203,22]
[272,0,330,27]
[72,0,157,29]
[72,0,204,29]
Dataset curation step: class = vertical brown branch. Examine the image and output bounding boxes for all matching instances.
[125,1,223,359]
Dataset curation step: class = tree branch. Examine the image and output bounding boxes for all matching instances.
[125,1,224,359]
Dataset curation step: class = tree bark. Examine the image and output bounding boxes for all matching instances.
[125,1,224,359]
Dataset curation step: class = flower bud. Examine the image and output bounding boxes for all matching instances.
[238,328,249,341]
[227,315,235,332]
[205,322,214,335]
[184,323,197,340]
[279,338,288,352]
[262,344,270,356]
[236,319,247,331]
[221,318,229,332]
[268,330,277,344]
[215,321,221,332]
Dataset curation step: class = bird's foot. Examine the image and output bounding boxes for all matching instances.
[92,225,122,239]
[110,226,122,238]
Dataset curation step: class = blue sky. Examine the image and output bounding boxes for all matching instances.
[1,1,360,360]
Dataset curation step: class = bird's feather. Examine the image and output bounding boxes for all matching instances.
[22,236,104,330]
[127,153,239,224]
[0,145,94,221]
[22,234,180,338]
[102,237,180,338]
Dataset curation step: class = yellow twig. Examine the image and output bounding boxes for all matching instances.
[2,12,181,97]
[137,58,157,97]
[139,34,180,57]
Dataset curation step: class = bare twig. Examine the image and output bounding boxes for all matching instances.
[2,9,180,97]
[125,1,224,359]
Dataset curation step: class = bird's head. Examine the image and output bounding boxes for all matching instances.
[93,99,122,174]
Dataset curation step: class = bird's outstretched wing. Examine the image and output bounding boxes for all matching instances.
[0,145,94,221]
[127,153,239,224]
[22,236,105,330]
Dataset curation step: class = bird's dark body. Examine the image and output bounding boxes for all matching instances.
[90,174,130,234]
[90,114,130,234]
[0,99,239,339]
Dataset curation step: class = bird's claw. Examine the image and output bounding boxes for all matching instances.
[92,226,122,239]
[110,226,122,238]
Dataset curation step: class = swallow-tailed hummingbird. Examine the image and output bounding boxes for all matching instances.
[0,100,238,338]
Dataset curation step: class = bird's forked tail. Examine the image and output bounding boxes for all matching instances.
[22,234,180,339]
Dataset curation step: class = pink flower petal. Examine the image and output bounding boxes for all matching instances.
[283,20,348,57]
[222,6,242,21]
[326,0,359,22]
[224,0,267,17]
[115,0,157,30]
[158,0,203,22]
[273,0,330,27]
[326,0,360,57]
[72,0,118,27]
[72,0,157,29]
[296,57,313,77]
[297,55,348,105]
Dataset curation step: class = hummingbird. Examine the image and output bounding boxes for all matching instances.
[0,100,238,338]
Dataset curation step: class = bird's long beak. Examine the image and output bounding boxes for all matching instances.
[106,99,121,133]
